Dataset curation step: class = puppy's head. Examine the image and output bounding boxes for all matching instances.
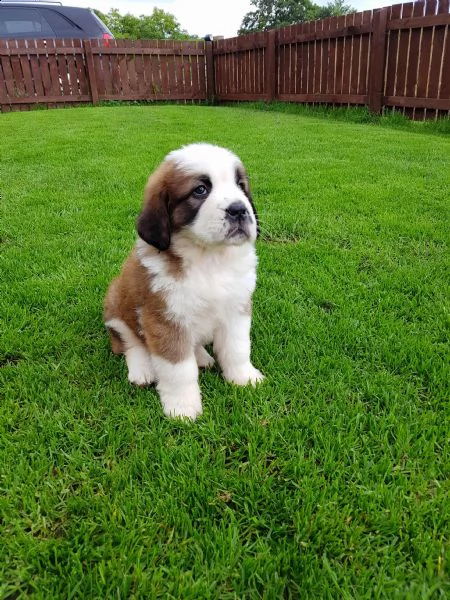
[137,143,259,251]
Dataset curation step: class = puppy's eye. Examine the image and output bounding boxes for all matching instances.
[237,180,246,192]
[192,185,209,199]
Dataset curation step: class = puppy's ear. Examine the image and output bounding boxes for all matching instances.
[247,193,260,238]
[136,166,171,251]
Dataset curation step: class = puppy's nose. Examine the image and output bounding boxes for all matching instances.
[225,201,249,221]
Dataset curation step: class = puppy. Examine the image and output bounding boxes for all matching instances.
[104,143,264,419]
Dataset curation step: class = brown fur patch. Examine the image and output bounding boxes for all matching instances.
[104,249,189,363]
[137,160,216,250]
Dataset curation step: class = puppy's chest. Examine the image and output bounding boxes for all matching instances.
[158,254,256,329]
[169,261,254,323]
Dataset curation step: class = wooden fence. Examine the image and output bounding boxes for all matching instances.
[0,0,449,119]
[214,0,450,119]
[0,38,210,111]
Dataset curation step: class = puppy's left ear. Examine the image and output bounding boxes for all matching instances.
[247,193,260,238]
[136,165,171,251]
[238,166,260,238]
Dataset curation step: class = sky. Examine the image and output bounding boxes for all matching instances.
[69,0,390,39]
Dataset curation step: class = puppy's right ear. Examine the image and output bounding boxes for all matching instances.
[136,166,171,251]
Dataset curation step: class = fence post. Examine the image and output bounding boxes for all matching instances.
[205,40,215,103]
[83,40,99,105]
[265,29,276,103]
[368,7,388,114]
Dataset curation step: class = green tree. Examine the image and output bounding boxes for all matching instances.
[94,7,195,40]
[239,0,354,34]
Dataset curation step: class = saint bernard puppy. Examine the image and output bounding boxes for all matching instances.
[104,143,264,419]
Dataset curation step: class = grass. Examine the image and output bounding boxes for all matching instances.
[0,104,449,599]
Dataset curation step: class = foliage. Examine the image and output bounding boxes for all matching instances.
[239,0,355,34]
[94,7,195,40]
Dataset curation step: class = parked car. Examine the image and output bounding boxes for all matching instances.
[0,1,114,40]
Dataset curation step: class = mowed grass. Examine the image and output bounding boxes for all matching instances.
[0,104,449,599]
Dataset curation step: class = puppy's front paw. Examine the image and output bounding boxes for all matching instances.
[160,387,203,420]
[224,364,265,387]
[126,348,155,386]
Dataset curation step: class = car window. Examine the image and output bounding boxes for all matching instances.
[0,8,54,36]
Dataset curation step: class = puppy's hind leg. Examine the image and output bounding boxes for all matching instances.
[195,345,215,368]
[105,318,155,386]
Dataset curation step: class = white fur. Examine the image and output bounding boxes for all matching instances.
[152,355,202,419]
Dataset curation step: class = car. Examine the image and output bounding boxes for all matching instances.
[0,1,114,40]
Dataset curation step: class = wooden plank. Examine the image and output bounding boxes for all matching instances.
[350,12,362,96]
[416,0,438,119]
[158,40,169,96]
[359,11,372,95]
[265,29,276,101]
[368,8,389,114]
[133,39,146,97]
[8,40,26,97]
[257,31,265,95]
[335,15,346,97]
[184,40,195,100]
[341,14,353,97]
[35,39,51,100]
[274,21,373,44]
[438,16,450,105]
[384,3,403,100]
[83,40,98,104]
[141,39,154,97]
[91,46,204,56]
[277,92,368,104]
[99,91,206,102]
[205,40,214,101]
[0,40,15,101]
[56,39,72,97]
[0,41,9,106]
[314,19,323,96]
[384,95,450,109]
[0,47,85,56]
[92,39,107,99]
[197,41,207,100]
[213,37,266,54]
[388,12,450,30]
[395,3,414,109]
[117,40,130,97]
[214,93,267,101]
[319,19,329,96]
[307,21,315,94]
[327,17,339,95]
[17,40,34,97]
[65,38,80,96]
[6,94,91,104]
[71,39,88,97]
[404,1,425,117]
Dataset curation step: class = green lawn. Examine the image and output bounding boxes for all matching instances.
[1,105,449,599]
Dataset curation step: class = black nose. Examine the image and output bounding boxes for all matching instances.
[225,201,249,221]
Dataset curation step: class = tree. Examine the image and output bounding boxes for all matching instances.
[239,0,354,34]
[94,7,195,40]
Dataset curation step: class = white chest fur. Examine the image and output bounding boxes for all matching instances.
[136,238,257,344]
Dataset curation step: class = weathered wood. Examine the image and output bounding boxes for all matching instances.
[83,40,98,105]
[265,30,276,102]
[368,8,389,114]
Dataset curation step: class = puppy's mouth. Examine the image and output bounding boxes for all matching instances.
[225,224,251,240]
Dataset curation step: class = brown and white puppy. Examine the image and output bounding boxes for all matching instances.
[104,143,264,419]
